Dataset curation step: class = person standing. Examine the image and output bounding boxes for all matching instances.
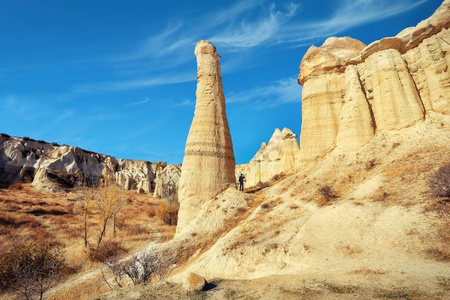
[238,173,246,191]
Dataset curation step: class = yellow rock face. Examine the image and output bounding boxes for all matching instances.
[177,40,236,235]
[336,66,374,151]
[299,72,345,161]
[298,1,450,162]
[237,128,300,188]
[359,48,425,131]
[403,29,450,114]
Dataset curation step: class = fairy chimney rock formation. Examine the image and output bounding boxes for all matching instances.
[298,0,450,162]
[177,40,236,235]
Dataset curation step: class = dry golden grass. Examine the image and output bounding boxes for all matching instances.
[350,269,385,275]
[0,184,175,298]
[52,275,110,300]
[425,205,450,261]
[155,202,179,226]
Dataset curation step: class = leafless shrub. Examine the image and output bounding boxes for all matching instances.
[256,181,270,188]
[429,164,450,198]
[156,203,179,226]
[101,257,126,290]
[426,247,450,261]
[0,242,66,300]
[101,249,173,290]
[87,241,126,262]
[365,159,377,171]
[153,252,173,280]
[316,184,338,207]
[318,185,337,199]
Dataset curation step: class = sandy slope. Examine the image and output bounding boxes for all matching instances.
[159,112,450,298]
[69,113,450,299]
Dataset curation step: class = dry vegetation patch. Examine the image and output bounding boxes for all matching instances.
[0,184,174,299]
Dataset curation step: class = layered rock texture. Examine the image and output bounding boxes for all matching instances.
[0,134,156,193]
[236,128,300,188]
[177,40,236,234]
[298,0,450,161]
[153,164,181,202]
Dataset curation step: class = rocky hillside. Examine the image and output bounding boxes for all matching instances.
[0,134,164,193]
[114,1,450,298]
[4,1,450,298]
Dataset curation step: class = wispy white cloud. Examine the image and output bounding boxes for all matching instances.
[113,23,192,62]
[69,0,430,97]
[55,109,75,122]
[127,97,150,107]
[281,0,431,45]
[208,0,430,49]
[73,72,196,93]
[1,95,44,121]
[209,2,299,48]
[206,0,267,26]
[173,98,193,107]
[226,76,301,109]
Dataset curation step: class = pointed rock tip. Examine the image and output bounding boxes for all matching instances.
[282,128,296,139]
[271,128,282,139]
[195,40,220,59]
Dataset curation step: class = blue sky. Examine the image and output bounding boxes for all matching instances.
[0,0,443,164]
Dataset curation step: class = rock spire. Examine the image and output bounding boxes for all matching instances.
[177,40,236,234]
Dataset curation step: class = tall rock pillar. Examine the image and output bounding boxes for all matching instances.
[177,40,236,235]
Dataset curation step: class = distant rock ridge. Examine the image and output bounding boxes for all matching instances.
[154,164,181,201]
[0,134,159,193]
[236,128,300,188]
[298,0,450,162]
[177,40,236,235]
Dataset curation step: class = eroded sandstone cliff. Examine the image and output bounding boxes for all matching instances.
[298,0,450,161]
[0,134,157,193]
[154,164,181,202]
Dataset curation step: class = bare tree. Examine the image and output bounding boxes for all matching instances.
[96,170,124,245]
[162,179,178,204]
[74,172,96,247]
[101,256,126,290]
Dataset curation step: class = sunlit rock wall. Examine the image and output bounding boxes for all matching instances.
[298,0,450,162]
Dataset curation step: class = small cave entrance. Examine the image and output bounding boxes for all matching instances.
[20,167,36,183]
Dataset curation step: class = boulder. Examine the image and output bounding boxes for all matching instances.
[182,272,207,293]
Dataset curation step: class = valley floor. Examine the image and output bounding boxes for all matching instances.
[98,272,450,300]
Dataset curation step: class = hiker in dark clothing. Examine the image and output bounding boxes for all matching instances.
[238,173,245,191]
